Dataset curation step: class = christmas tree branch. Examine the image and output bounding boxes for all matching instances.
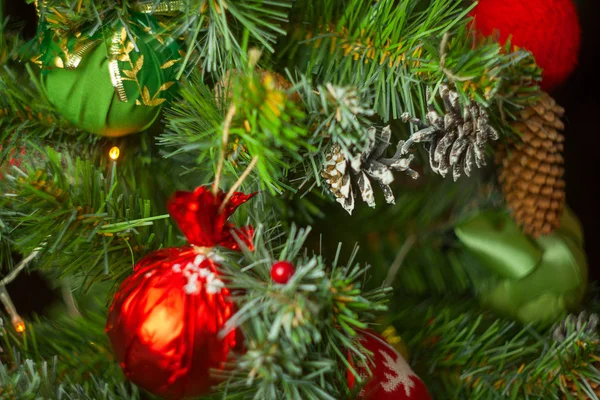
[0,146,172,289]
[161,67,313,194]
[0,1,581,399]
[0,356,142,399]
[166,0,292,77]
[394,296,600,399]
[1,28,94,157]
[214,224,391,398]
[0,290,142,399]
[283,0,541,130]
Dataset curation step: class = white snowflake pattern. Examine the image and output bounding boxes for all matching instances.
[379,348,416,396]
[170,252,226,295]
[208,251,225,263]
[194,254,206,266]
[205,273,225,294]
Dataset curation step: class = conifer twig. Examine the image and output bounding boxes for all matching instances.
[440,32,473,83]
[213,104,237,196]
[219,156,259,212]
[384,234,417,286]
[0,246,43,286]
[61,281,82,318]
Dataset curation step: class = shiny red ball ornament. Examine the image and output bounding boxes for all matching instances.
[470,0,581,90]
[106,186,255,399]
[270,261,295,284]
[348,330,431,400]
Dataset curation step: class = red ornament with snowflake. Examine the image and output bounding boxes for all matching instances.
[348,329,431,400]
[106,186,255,399]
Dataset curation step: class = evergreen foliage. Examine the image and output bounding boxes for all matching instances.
[0,0,592,399]
[215,225,389,399]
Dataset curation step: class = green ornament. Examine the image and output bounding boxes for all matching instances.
[39,14,180,137]
[455,209,587,327]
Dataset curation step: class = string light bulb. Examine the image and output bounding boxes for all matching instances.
[0,285,25,333]
[13,317,26,333]
[109,146,120,161]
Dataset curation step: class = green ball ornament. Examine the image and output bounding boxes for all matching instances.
[455,209,587,327]
[39,14,180,137]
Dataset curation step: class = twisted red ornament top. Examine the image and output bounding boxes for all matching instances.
[168,186,256,250]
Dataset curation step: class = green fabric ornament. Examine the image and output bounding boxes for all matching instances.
[40,14,180,137]
[455,208,587,327]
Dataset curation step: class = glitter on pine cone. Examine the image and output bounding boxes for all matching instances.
[497,93,566,237]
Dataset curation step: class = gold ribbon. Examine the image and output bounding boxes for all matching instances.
[108,31,129,103]
[64,40,99,70]
[132,1,186,14]
[37,0,185,16]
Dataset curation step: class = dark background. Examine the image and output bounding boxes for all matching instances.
[555,1,600,277]
[2,1,600,317]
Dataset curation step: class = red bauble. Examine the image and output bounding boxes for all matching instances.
[106,247,240,399]
[106,186,255,399]
[348,330,431,400]
[470,0,581,90]
[270,261,295,284]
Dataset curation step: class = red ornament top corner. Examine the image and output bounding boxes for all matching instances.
[168,185,256,250]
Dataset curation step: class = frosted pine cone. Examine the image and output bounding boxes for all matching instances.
[552,312,599,343]
[322,143,355,213]
[401,84,499,181]
[321,126,418,214]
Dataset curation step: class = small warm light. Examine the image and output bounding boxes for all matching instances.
[0,285,25,334]
[109,146,120,161]
[13,317,26,333]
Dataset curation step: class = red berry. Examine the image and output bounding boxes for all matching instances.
[270,261,295,284]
